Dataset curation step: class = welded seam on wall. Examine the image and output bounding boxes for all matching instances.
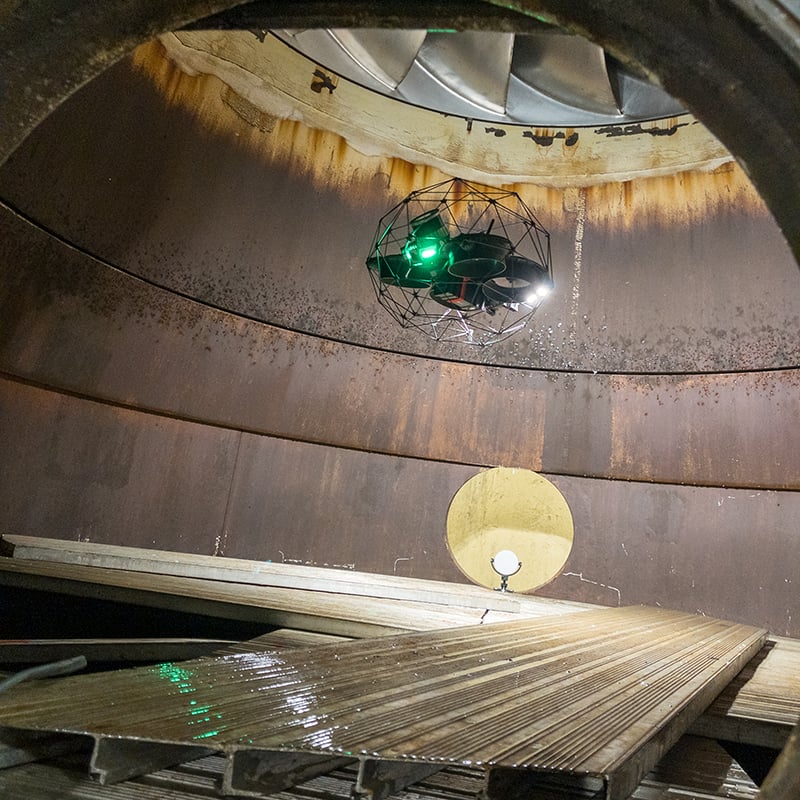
[3,370,800,493]
[215,431,243,557]
[568,187,587,357]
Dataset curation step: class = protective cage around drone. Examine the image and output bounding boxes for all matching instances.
[366,178,553,346]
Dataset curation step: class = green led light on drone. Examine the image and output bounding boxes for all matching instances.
[419,242,441,260]
[402,209,450,268]
[402,236,446,267]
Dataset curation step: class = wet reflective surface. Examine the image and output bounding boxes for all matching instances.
[0,607,765,788]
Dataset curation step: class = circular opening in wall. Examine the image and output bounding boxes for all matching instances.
[446,467,574,592]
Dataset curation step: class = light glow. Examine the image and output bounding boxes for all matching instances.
[492,549,522,577]
[419,243,440,260]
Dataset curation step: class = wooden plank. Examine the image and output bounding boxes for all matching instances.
[691,636,800,748]
[0,557,508,638]
[0,638,238,665]
[1,534,526,613]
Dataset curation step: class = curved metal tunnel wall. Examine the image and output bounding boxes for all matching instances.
[1,45,799,635]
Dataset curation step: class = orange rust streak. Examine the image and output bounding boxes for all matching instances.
[130,40,766,232]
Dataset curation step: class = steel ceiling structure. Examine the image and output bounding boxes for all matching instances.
[1,1,799,261]
[272,27,684,126]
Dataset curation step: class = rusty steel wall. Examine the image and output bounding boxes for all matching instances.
[2,376,799,636]
[1,44,799,637]
[1,51,797,375]
[2,203,799,490]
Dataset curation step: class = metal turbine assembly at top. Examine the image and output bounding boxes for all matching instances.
[366,178,553,346]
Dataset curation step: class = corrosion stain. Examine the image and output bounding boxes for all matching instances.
[220,87,276,134]
[124,41,772,242]
[594,119,691,138]
[622,180,634,208]
[310,69,337,95]
[522,129,579,148]
[130,40,452,211]
[384,159,448,199]
[583,164,771,230]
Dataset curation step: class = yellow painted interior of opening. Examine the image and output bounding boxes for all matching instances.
[446,467,574,592]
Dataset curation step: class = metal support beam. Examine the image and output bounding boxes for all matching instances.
[759,719,800,800]
[485,767,604,799]
[91,737,213,785]
[0,728,89,770]
[223,750,354,796]
[354,758,444,800]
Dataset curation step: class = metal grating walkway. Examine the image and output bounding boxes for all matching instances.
[0,606,765,799]
[691,635,800,749]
